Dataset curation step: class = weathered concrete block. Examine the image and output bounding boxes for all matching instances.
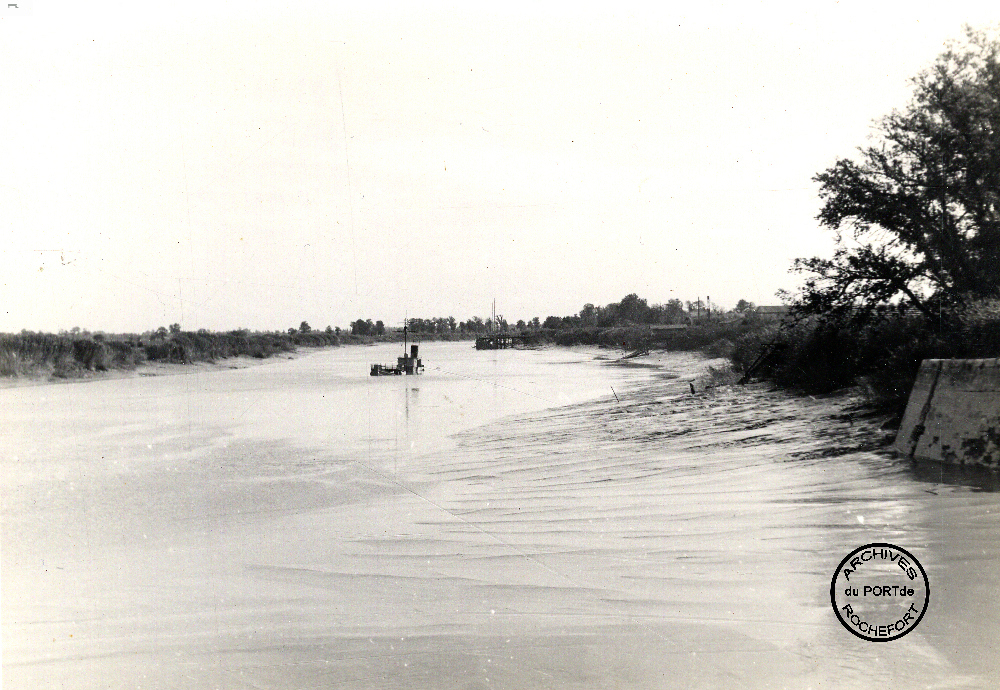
[894,359,943,459]
[894,359,1000,468]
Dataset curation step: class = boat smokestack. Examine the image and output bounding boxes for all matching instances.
[411,344,418,359]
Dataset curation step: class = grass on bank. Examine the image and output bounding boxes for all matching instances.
[0,329,337,380]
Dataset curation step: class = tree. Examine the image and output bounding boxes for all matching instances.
[618,293,650,323]
[797,27,1000,322]
[597,302,619,327]
[169,323,181,334]
[663,298,686,322]
[299,321,311,333]
[735,299,754,313]
[375,320,385,336]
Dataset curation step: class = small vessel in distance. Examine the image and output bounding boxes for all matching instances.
[474,302,528,349]
[370,344,424,376]
[370,324,424,375]
[475,333,528,349]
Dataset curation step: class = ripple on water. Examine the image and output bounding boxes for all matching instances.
[5,347,999,688]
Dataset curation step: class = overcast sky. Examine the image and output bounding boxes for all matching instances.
[2,2,997,333]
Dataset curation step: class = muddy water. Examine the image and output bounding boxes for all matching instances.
[3,342,999,688]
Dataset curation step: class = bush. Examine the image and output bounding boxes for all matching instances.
[702,338,735,359]
[731,307,1000,411]
[731,323,781,373]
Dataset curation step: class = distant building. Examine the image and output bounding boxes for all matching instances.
[749,305,790,322]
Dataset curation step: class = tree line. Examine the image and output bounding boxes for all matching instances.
[348,294,759,338]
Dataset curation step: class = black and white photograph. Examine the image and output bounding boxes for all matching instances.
[3,2,1000,687]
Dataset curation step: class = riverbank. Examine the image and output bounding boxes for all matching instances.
[604,348,899,447]
[0,352,303,389]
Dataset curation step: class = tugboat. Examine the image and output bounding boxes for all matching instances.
[370,325,424,376]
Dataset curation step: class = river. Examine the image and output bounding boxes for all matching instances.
[3,342,999,688]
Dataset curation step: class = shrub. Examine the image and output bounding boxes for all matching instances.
[731,307,1000,411]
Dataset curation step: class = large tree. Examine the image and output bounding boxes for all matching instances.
[796,27,1000,322]
[617,293,651,324]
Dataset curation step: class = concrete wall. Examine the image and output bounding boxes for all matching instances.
[894,359,1000,468]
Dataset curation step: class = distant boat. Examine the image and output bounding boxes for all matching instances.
[370,324,424,376]
[474,300,521,349]
[475,333,526,349]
